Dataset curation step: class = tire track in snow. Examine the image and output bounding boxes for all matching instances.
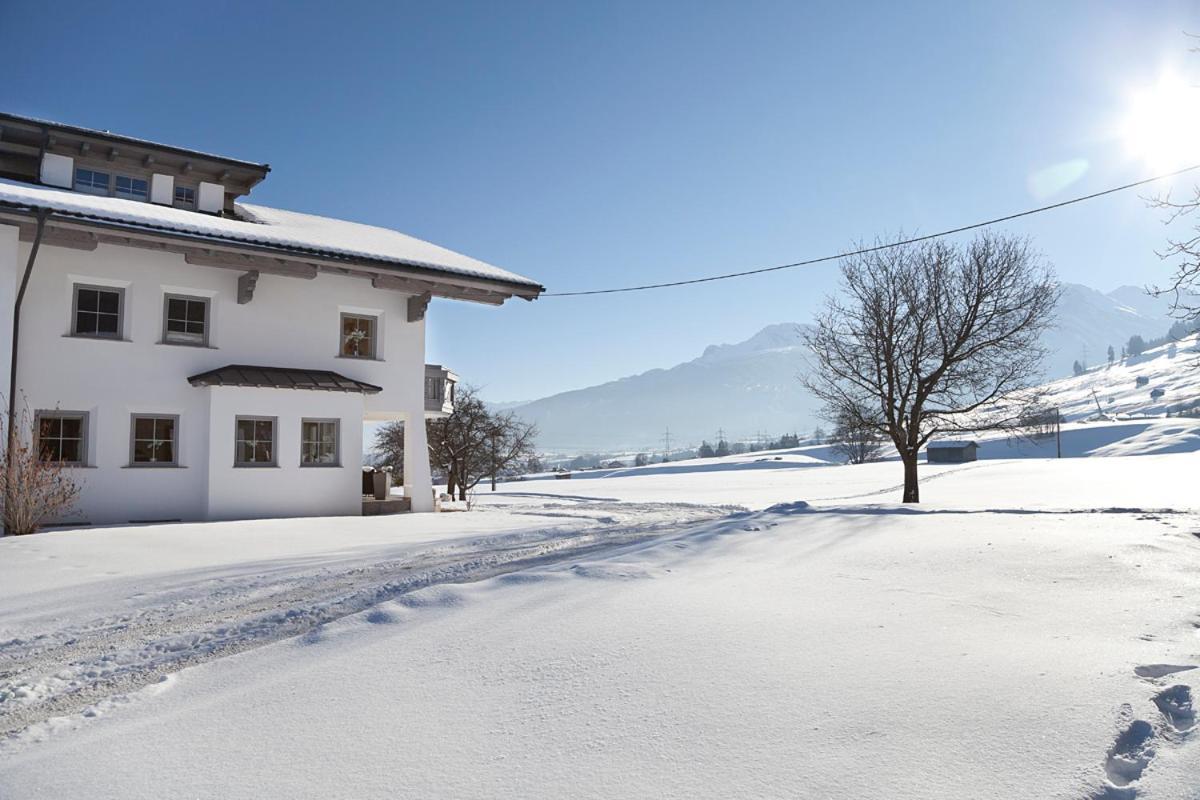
[0,501,739,746]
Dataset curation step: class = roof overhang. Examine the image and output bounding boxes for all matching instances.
[0,111,270,196]
[0,204,543,305]
[188,365,383,394]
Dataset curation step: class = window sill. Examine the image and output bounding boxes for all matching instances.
[122,464,187,469]
[156,341,217,349]
[335,355,384,362]
[63,334,132,343]
[233,464,281,469]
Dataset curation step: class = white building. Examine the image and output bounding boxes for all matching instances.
[0,112,542,525]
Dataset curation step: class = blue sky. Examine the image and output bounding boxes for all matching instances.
[3,1,1198,400]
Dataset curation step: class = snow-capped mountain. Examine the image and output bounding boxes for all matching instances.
[510,284,1181,452]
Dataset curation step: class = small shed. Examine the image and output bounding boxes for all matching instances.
[926,440,979,463]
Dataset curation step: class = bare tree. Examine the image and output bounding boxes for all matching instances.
[421,386,537,501]
[828,405,886,465]
[483,411,538,492]
[803,233,1059,502]
[373,386,536,500]
[1149,188,1200,323]
[2,402,83,535]
[1145,36,1200,324]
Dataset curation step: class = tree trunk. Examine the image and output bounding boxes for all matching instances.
[901,452,920,503]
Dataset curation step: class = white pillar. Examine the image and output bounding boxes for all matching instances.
[0,224,21,413]
[403,410,434,512]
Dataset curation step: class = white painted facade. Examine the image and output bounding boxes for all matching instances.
[0,112,540,528]
[1,229,435,525]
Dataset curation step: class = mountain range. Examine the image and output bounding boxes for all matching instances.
[509,283,1178,453]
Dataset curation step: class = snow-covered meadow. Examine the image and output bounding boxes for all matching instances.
[2,433,1199,798]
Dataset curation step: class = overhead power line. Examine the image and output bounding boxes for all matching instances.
[544,162,1200,297]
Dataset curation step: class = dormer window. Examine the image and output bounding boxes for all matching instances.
[114,175,149,201]
[74,168,110,195]
[174,185,195,208]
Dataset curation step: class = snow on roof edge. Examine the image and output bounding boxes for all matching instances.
[0,178,543,292]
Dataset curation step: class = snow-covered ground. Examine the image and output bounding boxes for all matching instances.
[2,448,1199,798]
[1039,333,1200,422]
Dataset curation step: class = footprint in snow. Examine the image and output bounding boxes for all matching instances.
[1153,685,1195,733]
[1103,719,1156,787]
[1134,664,1198,679]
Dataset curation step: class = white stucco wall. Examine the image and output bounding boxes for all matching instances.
[204,386,364,521]
[9,229,431,525]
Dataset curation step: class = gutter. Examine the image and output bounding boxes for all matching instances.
[5,209,49,535]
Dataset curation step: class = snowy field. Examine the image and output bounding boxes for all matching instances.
[2,447,1200,798]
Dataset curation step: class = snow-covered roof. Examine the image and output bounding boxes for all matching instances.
[0,178,542,292]
[927,440,979,449]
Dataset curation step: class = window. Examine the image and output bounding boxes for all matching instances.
[235,417,276,467]
[340,314,377,359]
[73,168,110,195]
[36,412,87,466]
[163,295,209,346]
[131,415,178,466]
[300,419,339,466]
[174,185,195,208]
[114,175,149,201]
[72,284,124,338]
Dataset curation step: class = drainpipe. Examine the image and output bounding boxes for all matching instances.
[5,209,50,535]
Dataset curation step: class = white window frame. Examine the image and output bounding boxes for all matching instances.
[299,418,341,467]
[234,416,277,468]
[129,414,180,467]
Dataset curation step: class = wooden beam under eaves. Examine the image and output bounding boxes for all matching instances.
[237,271,259,304]
[184,250,318,279]
[408,292,432,322]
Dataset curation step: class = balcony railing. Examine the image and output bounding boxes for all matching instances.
[424,364,458,416]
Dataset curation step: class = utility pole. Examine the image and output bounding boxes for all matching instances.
[662,427,671,463]
[1057,410,1062,458]
[490,430,498,491]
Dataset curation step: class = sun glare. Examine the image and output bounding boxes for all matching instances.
[1121,73,1200,172]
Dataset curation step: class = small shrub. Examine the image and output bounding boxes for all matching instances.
[0,404,82,535]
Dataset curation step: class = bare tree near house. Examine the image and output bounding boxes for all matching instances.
[376,385,537,502]
[1,402,82,535]
[828,405,887,465]
[803,233,1059,502]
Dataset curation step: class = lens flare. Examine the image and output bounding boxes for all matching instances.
[1120,73,1200,172]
